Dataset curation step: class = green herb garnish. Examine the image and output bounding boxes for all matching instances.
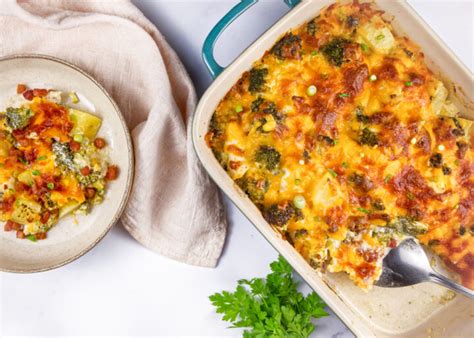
[47,182,55,190]
[384,174,393,184]
[37,156,47,161]
[209,256,328,337]
[338,93,349,98]
[357,207,370,214]
[27,235,37,242]
[32,170,41,176]
[327,168,338,177]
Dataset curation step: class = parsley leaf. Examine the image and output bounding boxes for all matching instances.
[209,256,328,337]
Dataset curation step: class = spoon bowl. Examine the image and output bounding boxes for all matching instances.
[376,238,474,299]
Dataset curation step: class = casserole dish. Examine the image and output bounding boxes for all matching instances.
[193,1,473,336]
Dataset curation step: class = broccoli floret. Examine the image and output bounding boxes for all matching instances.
[255,145,281,170]
[271,33,302,60]
[263,202,295,227]
[248,68,268,93]
[52,141,75,171]
[251,97,265,112]
[5,107,33,130]
[359,128,379,146]
[321,38,350,67]
[307,19,317,36]
[235,175,269,202]
[388,216,428,236]
[355,106,369,124]
[429,153,443,168]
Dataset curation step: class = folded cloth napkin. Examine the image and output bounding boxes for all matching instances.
[0,0,227,267]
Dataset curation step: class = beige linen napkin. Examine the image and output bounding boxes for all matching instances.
[0,0,227,267]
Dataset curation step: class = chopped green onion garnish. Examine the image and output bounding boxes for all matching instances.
[342,161,349,168]
[47,182,55,190]
[32,169,41,176]
[311,50,319,56]
[369,74,377,82]
[37,156,47,161]
[405,81,413,87]
[327,168,338,177]
[338,93,349,98]
[313,216,321,222]
[360,43,369,52]
[293,195,306,209]
[357,207,370,214]
[384,174,393,184]
[19,158,28,165]
[73,134,84,143]
[27,234,37,242]
[295,179,301,185]
[306,85,317,96]
[376,34,385,40]
[234,104,243,113]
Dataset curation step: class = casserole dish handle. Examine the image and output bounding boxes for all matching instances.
[202,0,300,79]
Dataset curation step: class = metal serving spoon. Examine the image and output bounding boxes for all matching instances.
[375,238,474,299]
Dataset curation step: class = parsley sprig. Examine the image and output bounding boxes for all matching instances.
[209,256,328,337]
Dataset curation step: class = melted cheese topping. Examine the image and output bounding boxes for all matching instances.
[207,2,474,289]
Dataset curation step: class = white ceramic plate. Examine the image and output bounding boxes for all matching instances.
[0,54,134,273]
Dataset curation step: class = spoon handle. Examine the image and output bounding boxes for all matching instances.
[429,271,474,299]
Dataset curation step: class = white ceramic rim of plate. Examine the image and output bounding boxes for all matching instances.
[0,53,134,273]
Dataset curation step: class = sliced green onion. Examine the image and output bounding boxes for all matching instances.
[295,179,301,185]
[32,169,41,176]
[37,156,47,161]
[376,34,385,40]
[234,104,243,113]
[47,182,55,190]
[338,93,349,98]
[405,81,413,87]
[27,234,37,242]
[342,161,349,169]
[313,216,321,222]
[384,174,393,184]
[369,74,377,82]
[327,168,338,177]
[306,85,317,96]
[357,207,370,214]
[360,43,369,52]
[293,195,306,209]
[311,50,319,56]
[73,134,84,143]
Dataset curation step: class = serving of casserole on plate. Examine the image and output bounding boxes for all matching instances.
[194,0,473,336]
[0,55,133,273]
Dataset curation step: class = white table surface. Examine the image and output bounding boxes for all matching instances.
[1,0,472,337]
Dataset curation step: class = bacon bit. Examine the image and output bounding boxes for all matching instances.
[17,84,27,94]
[93,138,106,149]
[458,161,473,186]
[16,230,26,239]
[416,130,431,155]
[32,88,48,97]
[80,166,91,176]
[388,239,397,248]
[361,249,378,263]
[292,96,312,115]
[40,211,50,224]
[8,221,23,231]
[409,73,425,86]
[355,262,375,279]
[69,140,81,152]
[228,161,241,170]
[24,148,37,162]
[368,213,390,222]
[343,64,368,96]
[375,61,398,81]
[105,165,119,181]
[23,89,34,101]
[324,205,348,233]
[348,216,368,233]
[0,197,15,212]
[226,144,244,155]
[14,182,31,193]
[35,232,47,240]
[433,118,456,146]
[85,187,96,199]
[4,220,18,232]
[456,141,468,160]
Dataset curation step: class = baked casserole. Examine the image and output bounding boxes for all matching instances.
[206,1,473,289]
